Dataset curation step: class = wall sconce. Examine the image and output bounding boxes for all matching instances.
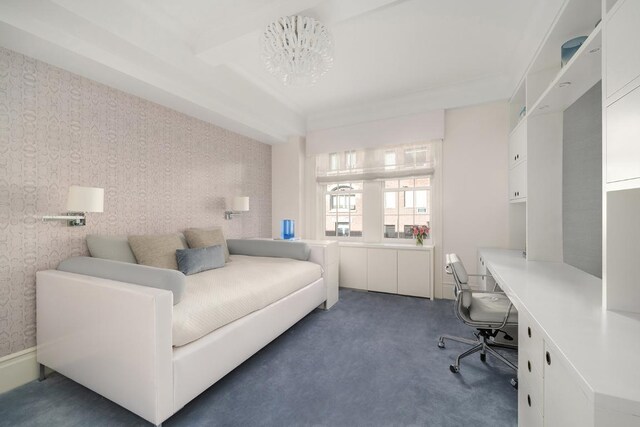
[225,196,250,220]
[42,185,104,226]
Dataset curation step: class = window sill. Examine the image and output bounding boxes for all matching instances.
[337,241,434,250]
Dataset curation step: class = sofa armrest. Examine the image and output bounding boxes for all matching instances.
[58,256,186,304]
[36,270,174,425]
[306,241,339,309]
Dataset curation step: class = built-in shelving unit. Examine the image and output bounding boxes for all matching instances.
[602,0,640,314]
[507,0,603,262]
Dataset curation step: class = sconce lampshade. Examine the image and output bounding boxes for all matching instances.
[232,196,250,212]
[66,185,104,212]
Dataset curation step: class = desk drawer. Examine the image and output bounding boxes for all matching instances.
[518,374,543,427]
[519,347,543,409]
[518,310,544,368]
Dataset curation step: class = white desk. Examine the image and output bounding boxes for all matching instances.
[479,248,640,426]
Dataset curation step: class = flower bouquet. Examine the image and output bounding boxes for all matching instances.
[412,225,430,246]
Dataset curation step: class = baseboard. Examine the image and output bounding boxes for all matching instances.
[0,347,40,394]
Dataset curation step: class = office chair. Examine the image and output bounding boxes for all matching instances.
[438,253,518,377]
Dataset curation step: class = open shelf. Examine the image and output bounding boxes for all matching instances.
[529,24,602,117]
[525,0,602,105]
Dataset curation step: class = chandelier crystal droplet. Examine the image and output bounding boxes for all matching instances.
[261,15,333,86]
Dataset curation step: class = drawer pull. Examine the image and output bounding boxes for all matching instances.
[527,360,531,372]
[527,394,532,407]
[546,351,551,366]
[527,326,531,338]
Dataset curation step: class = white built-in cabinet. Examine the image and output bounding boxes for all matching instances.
[517,309,593,427]
[509,120,527,202]
[339,243,433,299]
[507,0,603,262]
[603,0,640,314]
[367,249,398,293]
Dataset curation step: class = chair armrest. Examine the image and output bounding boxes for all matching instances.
[36,270,174,425]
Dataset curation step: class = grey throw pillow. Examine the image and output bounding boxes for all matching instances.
[175,245,225,276]
[86,235,137,264]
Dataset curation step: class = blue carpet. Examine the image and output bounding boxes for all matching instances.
[0,289,517,426]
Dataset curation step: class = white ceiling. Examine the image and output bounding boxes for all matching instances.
[0,0,561,143]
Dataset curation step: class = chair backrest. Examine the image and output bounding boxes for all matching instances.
[445,253,472,309]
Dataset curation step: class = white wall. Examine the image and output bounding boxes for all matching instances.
[439,101,510,298]
[272,136,305,238]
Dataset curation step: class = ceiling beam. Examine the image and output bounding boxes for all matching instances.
[192,0,324,55]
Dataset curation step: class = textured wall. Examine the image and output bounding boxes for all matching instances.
[0,48,272,357]
[563,81,602,278]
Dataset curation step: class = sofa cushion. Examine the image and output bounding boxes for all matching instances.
[227,239,310,261]
[128,233,186,270]
[176,245,225,276]
[184,227,229,262]
[58,256,186,304]
[86,234,137,264]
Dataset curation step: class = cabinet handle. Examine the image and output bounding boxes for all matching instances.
[546,351,551,366]
[527,360,531,372]
[527,327,531,338]
[527,394,532,407]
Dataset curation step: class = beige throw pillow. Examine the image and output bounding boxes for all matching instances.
[184,228,230,262]
[128,233,186,270]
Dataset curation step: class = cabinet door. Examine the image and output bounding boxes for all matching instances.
[606,0,640,98]
[367,249,397,293]
[518,310,544,426]
[606,85,640,183]
[397,250,430,297]
[543,341,593,427]
[339,247,367,290]
[509,161,527,201]
[509,120,527,169]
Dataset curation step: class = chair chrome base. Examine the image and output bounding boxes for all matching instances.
[438,329,518,374]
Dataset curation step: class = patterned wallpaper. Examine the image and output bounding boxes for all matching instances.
[0,47,272,358]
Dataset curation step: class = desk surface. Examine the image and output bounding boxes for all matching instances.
[479,248,640,414]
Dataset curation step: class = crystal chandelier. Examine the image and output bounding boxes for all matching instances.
[261,15,333,86]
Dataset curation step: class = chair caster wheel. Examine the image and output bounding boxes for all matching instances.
[437,340,445,349]
[510,378,518,389]
[480,353,486,362]
[449,365,460,373]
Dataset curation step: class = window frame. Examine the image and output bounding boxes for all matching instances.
[382,177,432,243]
[322,181,364,240]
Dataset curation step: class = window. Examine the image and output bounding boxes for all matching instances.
[324,182,363,237]
[329,153,339,171]
[315,142,438,242]
[384,177,430,239]
[384,150,396,170]
[346,151,357,169]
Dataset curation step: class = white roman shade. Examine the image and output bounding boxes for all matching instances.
[315,142,436,183]
[307,110,444,156]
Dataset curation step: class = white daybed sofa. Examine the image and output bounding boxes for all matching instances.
[36,239,335,426]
